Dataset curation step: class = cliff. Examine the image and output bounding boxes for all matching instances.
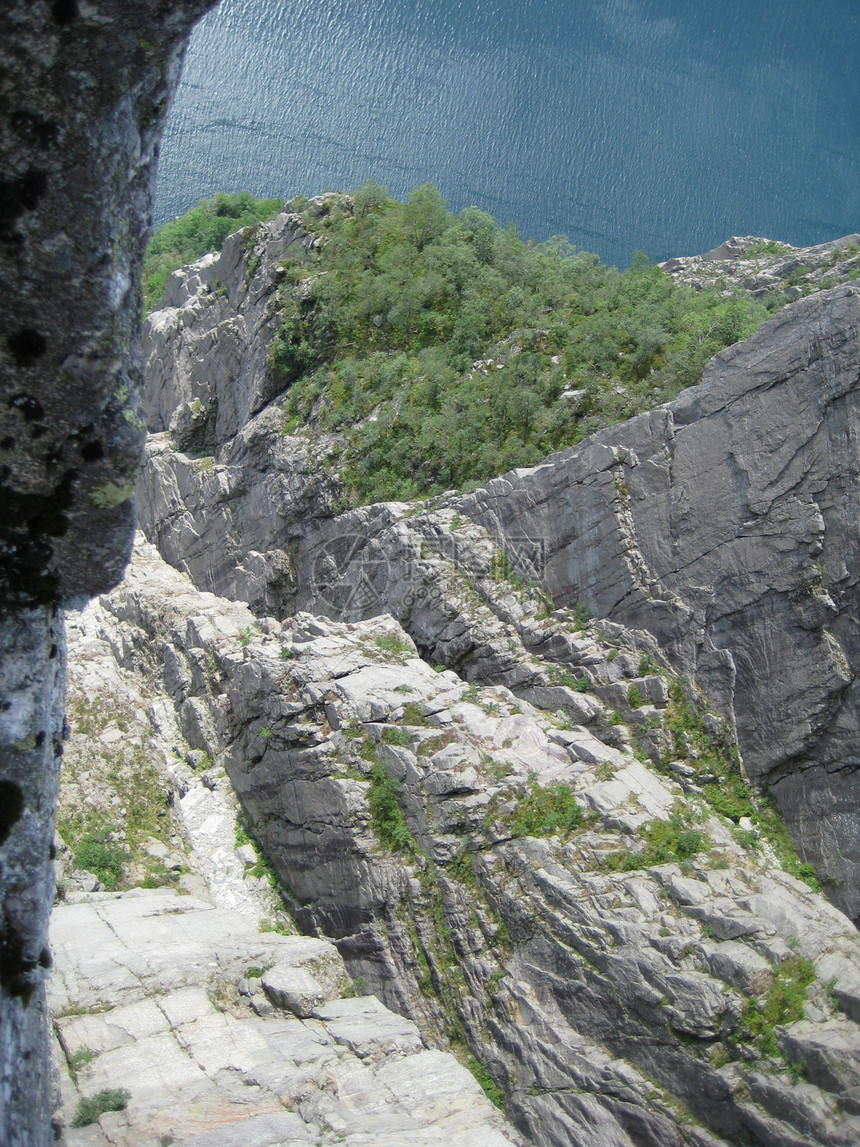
[60,534,860,1146]
[138,210,860,927]
[50,213,856,1144]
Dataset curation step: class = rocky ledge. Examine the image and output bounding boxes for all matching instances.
[53,587,518,1145]
[51,890,515,1146]
[659,233,860,303]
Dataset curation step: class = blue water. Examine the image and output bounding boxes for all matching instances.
[155,0,860,267]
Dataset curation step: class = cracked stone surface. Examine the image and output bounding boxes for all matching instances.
[50,890,516,1146]
[1,5,219,1143]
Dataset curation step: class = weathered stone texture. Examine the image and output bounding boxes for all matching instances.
[1,5,218,1144]
[1,1,214,604]
[50,890,517,1145]
[659,233,860,303]
[71,537,860,1147]
[462,286,860,919]
[0,607,65,1147]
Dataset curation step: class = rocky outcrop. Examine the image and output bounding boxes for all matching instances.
[54,578,519,1144]
[660,233,860,304]
[138,218,860,926]
[0,5,218,1144]
[142,207,317,451]
[67,536,860,1147]
[462,285,860,920]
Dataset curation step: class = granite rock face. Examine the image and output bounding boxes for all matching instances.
[54,585,520,1144]
[68,537,860,1147]
[142,208,318,450]
[0,0,216,604]
[0,5,218,1145]
[139,225,860,925]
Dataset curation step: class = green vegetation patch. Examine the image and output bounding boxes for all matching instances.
[743,240,793,257]
[73,838,128,890]
[507,776,584,839]
[71,1088,131,1128]
[381,726,413,747]
[59,692,177,891]
[740,954,816,1059]
[143,191,283,313]
[663,680,821,891]
[270,181,772,503]
[374,632,414,656]
[368,764,416,854]
[603,812,706,872]
[460,1046,505,1109]
[627,683,646,709]
[664,680,755,822]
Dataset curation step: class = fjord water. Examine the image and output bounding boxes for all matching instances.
[156,0,859,267]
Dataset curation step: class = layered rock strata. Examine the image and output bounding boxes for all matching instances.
[51,890,515,1146]
[66,536,860,1147]
[462,286,860,920]
[53,584,519,1144]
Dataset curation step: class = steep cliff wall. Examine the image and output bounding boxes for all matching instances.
[130,231,860,1139]
[138,219,860,925]
[463,286,860,919]
[0,5,217,1143]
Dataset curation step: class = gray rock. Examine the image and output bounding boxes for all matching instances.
[66,538,860,1147]
[462,286,860,921]
[50,890,517,1145]
[138,221,860,925]
[0,5,222,1142]
[659,233,860,303]
[261,965,326,1017]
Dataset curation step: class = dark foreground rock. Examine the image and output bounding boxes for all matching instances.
[0,6,217,1144]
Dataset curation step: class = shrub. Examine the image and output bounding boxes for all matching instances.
[508,777,583,838]
[368,764,416,854]
[71,1088,131,1127]
[270,185,774,505]
[744,240,792,257]
[374,632,413,656]
[381,726,412,747]
[572,601,593,630]
[73,838,127,890]
[603,813,706,871]
[741,955,816,1057]
[626,683,646,709]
